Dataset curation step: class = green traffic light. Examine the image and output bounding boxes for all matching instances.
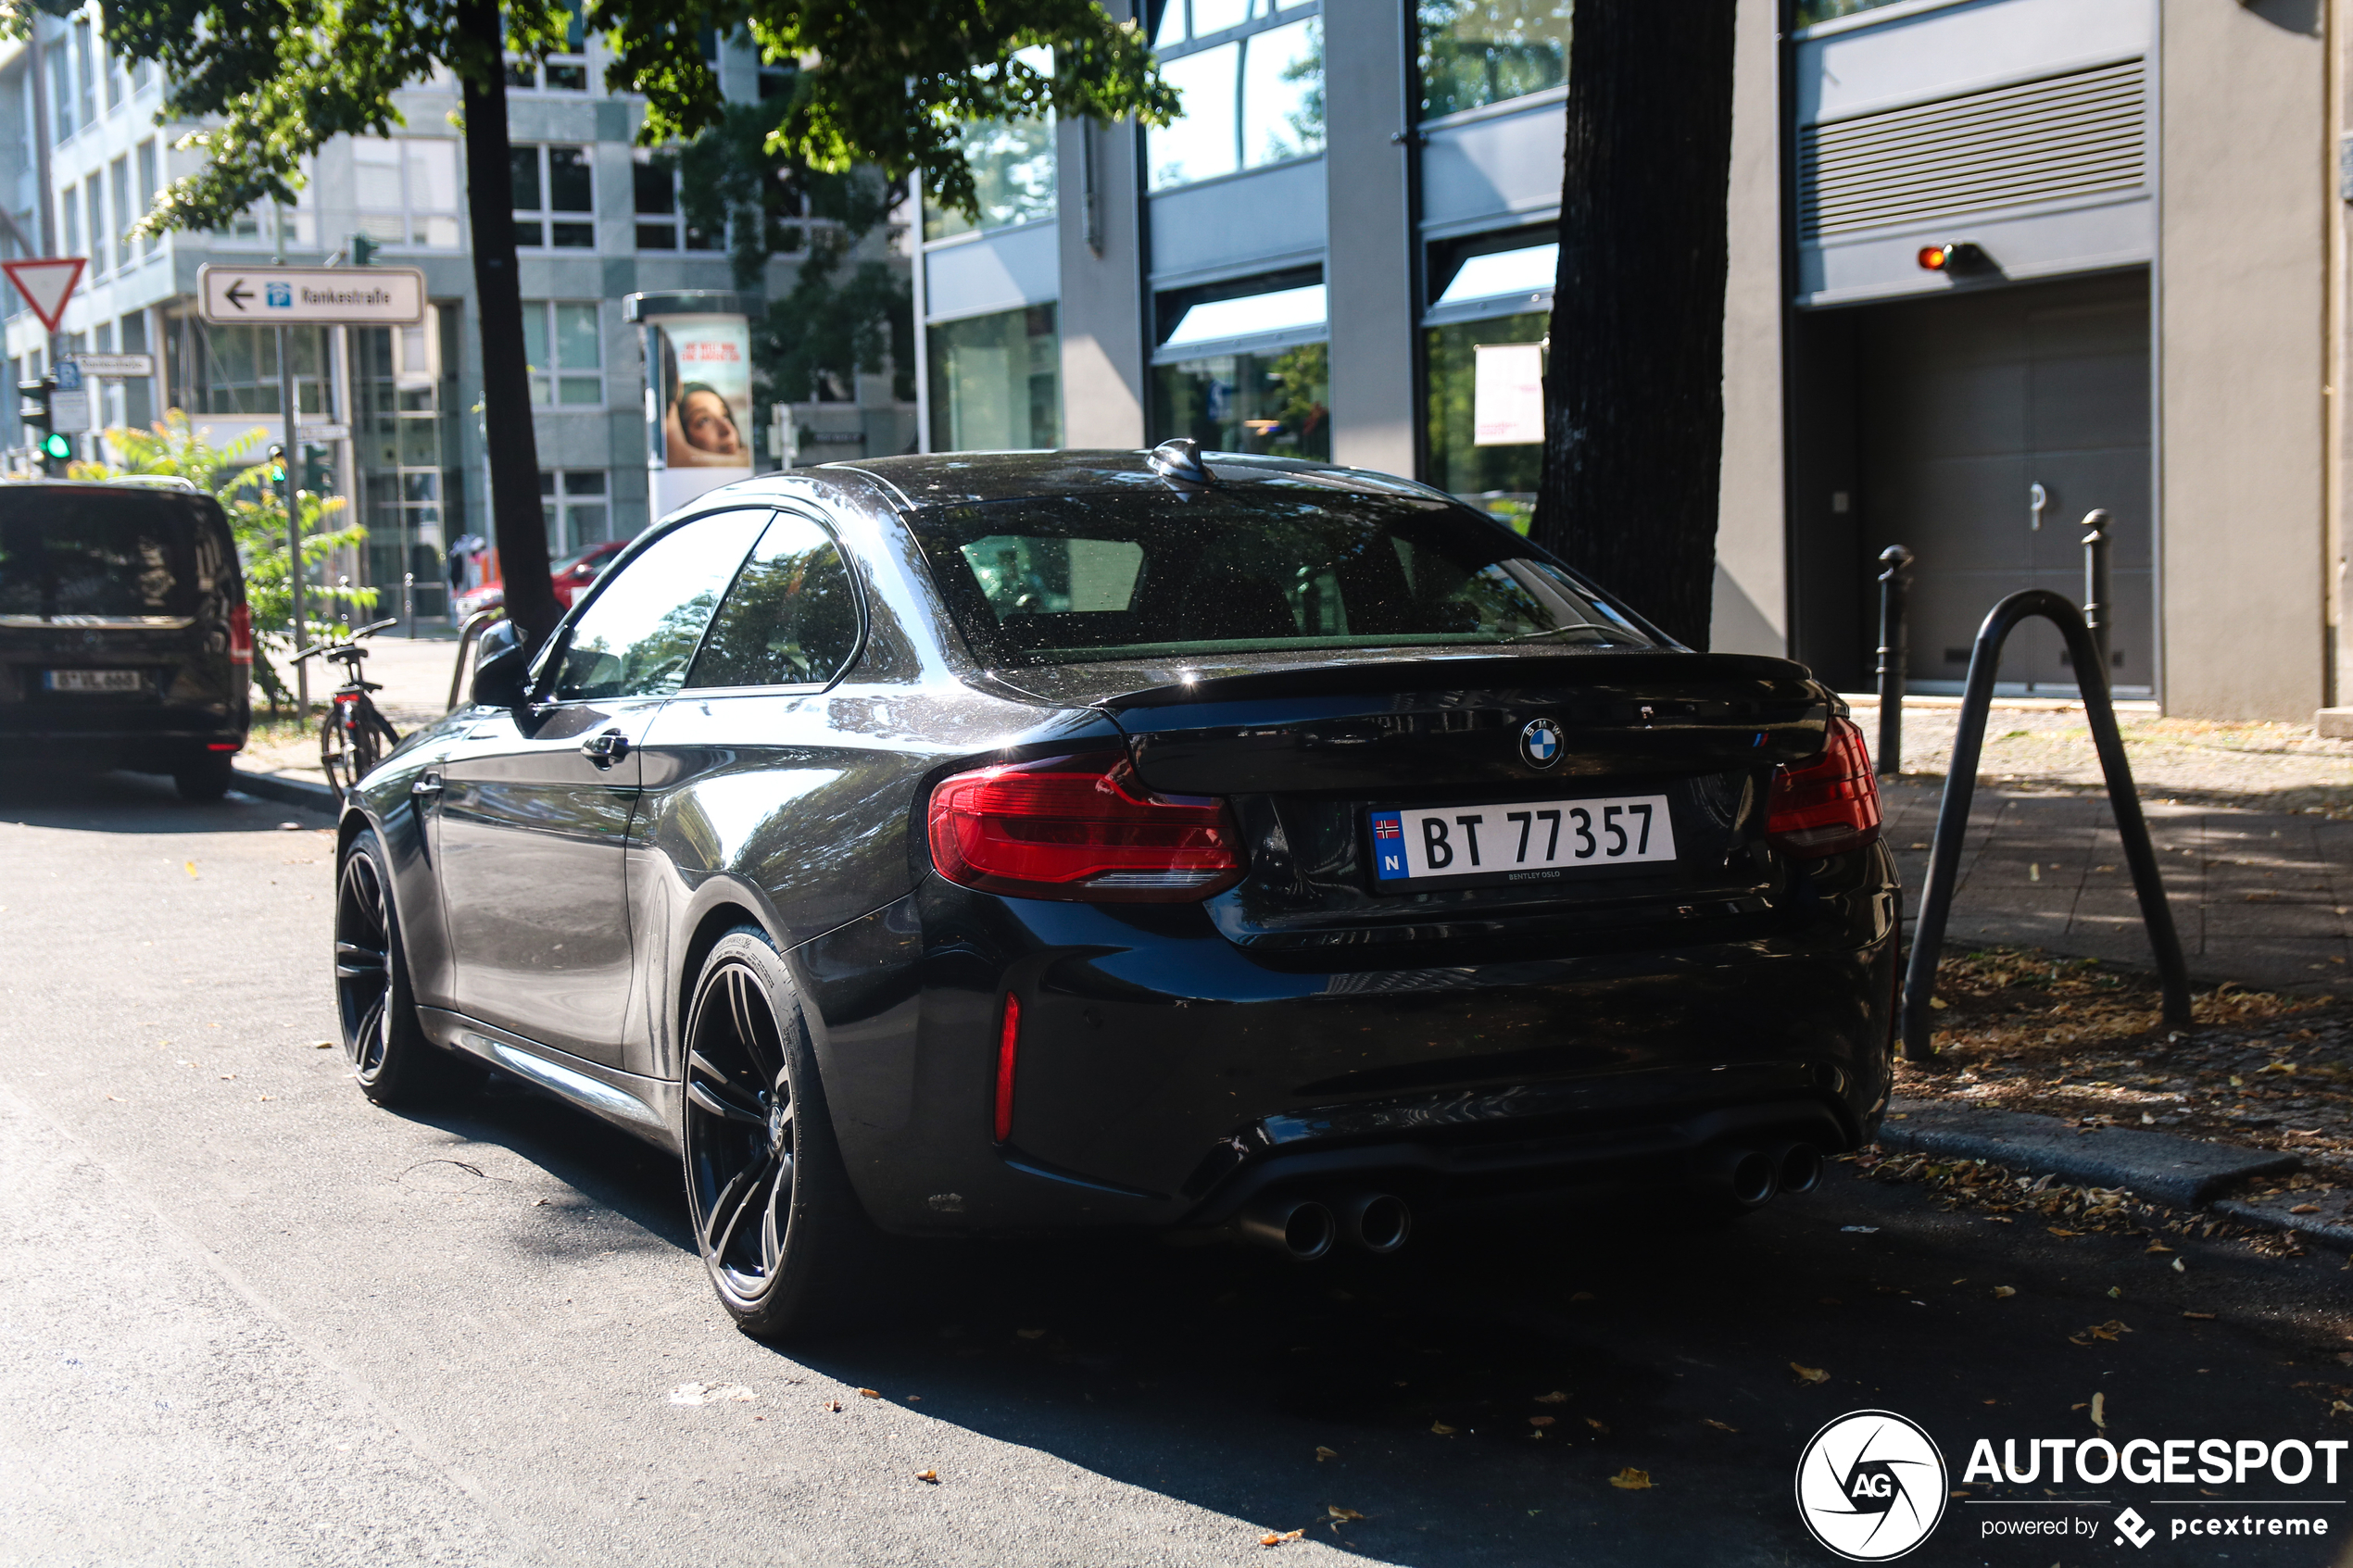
[42,433,69,459]
[268,463,286,483]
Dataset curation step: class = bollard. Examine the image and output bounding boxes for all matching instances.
[1874,545,1912,778]
[2081,509,2111,675]
[403,571,415,638]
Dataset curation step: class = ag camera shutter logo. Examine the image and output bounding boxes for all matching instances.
[1795,1410,1948,1561]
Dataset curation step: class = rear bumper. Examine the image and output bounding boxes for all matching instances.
[796,844,1899,1236]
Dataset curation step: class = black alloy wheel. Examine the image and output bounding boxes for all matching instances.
[682,927,875,1338]
[333,829,480,1105]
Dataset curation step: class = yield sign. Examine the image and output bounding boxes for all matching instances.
[2,257,85,332]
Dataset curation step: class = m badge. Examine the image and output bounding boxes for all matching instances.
[1519,717,1564,770]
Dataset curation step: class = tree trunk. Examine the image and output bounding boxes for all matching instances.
[1531,0,1738,650]
[455,0,563,651]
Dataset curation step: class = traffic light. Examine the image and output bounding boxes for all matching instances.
[349,233,379,267]
[18,375,63,475]
[300,444,334,495]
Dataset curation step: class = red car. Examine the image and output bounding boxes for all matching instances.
[452,540,628,621]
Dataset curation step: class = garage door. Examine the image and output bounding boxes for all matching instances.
[1854,270,2151,696]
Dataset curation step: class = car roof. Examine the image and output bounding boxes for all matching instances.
[820,449,1458,512]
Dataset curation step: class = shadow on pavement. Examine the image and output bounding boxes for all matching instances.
[377,1061,2353,1567]
[0,766,336,834]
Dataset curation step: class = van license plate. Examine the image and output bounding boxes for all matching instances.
[1369,794,1677,887]
[46,669,145,694]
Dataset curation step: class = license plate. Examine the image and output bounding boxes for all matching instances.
[1370,793,1677,887]
[45,668,145,694]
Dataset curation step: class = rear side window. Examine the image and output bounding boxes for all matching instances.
[548,508,770,701]
[0,491,208,621]
[686,512,862,689]
[909,483,1655,666]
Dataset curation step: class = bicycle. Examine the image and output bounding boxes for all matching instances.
[294,617,402,801]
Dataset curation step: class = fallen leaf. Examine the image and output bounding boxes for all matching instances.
[2183,1311,2216,1321]
[184,860,197,878]
[1314,1446,1338,1462]
[312,1040,334,1049]
[1929,997,1948,1010]
[1792,1363,1829,1385]
[1429,1421,1459,1436]
[857,1388,882,1399]
[1533,1390,1568,1404]
[1327,1506,1364,1521]
[2145,1242,2173,1254]
[1528,1415,1557,1428]
[823,1399,842,1412]
[1703,1418,1739,1433]
[1992,1286,2017,1298]
[2091,1393,2107,1430]
[1259,1529,1303,1546]
[913,1469,938,1484]
[1583,1416,1608,1433]
[2292,1204,2322,1215]
[2047,1227,2081,1238]
[1608,1467,1654,1490]
[2171,1257,2187,1273]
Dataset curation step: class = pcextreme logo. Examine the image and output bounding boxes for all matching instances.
[1796,1411,1950,1561]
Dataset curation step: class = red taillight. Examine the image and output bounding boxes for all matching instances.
[228,601,253,665]
[1766,717,1882,859]
[926,754,1246,902]
[993,993,1021,1143]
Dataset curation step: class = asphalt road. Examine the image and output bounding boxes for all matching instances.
[3,769,2351,1568]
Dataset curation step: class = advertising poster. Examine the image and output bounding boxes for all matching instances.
[626,293,753,516]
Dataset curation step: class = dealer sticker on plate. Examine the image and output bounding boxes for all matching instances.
[1370,793,1676,886]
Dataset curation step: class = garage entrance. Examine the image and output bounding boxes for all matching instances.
[1790,270,2152,697]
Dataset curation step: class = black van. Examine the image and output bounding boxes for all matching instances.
[0,481,251,799]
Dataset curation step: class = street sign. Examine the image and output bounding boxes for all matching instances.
[197,264,425,326]
[295,421,349,444]
[1,257,84,332]
[51,359,81,392]
[49,389,90,433]
[71,353,153,378]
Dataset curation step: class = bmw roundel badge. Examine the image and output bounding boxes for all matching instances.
[1519,717,1564,770]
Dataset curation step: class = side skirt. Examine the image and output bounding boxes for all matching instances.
[420,1007,680,1153]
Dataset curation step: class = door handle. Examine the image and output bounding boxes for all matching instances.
[581,730,631,767]
[410,770,444,797]
[2030,481,2047,533]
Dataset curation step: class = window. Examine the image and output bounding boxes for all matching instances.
[549,509,772,702]
[1425,311,1546,531]
[354,137,462,248]
[513,145,595,247]
[48,47,73,142]
[631,158,722,251]
[522,301,603,406]
[60,186,78,259]
[1417,0,1571,119]
[927,305,1059,452]
[911,490,1653,669]
[687,513,862,688]
[108,157,130,270]
[105,27,128,109]
[83,179,102,275]
[1150,268,1328,458]
[135,141,157,255]
[541,470,610,553]
[1148,5,1322,191]
[509,11,591,91]
[924,45,1056,242]
[72,19,94,129]
[1794,0,1906,24]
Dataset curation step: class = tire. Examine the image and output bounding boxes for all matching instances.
[681,926,881,1340]
[334,828,482,1106]
[173,752,235,802]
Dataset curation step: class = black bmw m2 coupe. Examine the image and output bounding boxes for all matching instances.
[332,444,1896,1337]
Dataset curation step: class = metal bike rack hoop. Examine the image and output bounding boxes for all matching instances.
[1899,586,2192,1061]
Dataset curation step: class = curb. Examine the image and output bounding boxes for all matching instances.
[232,766,340,814]
[1878,1101,2300,1209]
[2213,1194,2353,1253]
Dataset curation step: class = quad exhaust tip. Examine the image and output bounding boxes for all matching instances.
[1239,1192,1414,1260]
[1776,1141,1824,1196]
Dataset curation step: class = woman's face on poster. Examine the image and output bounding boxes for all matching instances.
[680,388,742,457]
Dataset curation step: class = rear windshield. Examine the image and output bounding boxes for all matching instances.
[0,490,220,621]
[908,483,1658,667]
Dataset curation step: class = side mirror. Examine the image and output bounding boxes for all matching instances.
[472,619,534,710]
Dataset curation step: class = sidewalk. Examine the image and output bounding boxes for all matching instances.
[1881,782,2351,994]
